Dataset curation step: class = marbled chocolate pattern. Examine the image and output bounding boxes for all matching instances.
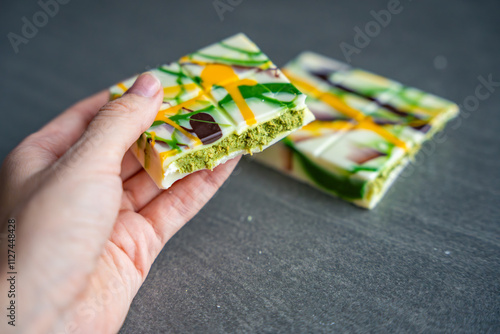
[256,52,459,209]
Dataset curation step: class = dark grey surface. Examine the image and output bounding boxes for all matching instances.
[1,0,499,332]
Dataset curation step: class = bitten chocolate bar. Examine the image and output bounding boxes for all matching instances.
[110,34,314,188]
[255,52,458,208]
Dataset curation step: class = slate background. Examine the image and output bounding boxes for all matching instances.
[1,0,499,332]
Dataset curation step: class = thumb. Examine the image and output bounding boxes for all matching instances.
[62,72,163,174]
[12,73,163,318]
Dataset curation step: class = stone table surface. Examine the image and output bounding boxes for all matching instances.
[1,0,499,332]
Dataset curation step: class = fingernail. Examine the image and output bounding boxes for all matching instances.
[127,72,161,97]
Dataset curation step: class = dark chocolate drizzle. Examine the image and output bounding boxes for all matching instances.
[189,113,223,145]
[310,70,422,120]
[311,71,331,83]
[312,114,350,122]
[348,146,387,165]
[253,66,280,78]
[411,123,432,133]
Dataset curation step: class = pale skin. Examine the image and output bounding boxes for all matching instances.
[0,73,240,333]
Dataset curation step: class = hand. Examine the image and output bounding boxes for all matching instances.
[0,73,240,334]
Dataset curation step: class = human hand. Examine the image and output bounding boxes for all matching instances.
[0,73,240,333]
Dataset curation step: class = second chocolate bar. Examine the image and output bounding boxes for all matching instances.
[256,52,459,208]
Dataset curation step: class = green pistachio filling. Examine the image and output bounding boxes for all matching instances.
[175,108,305,173]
